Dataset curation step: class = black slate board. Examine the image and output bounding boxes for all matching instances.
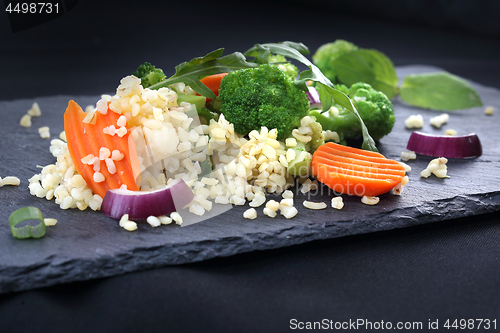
[0,66,499,294]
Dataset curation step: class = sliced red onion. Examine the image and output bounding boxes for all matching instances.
[306,86,322,109]
[406,132,482,158]
[101,179,194,220]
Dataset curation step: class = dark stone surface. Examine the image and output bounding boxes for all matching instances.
[0,65,499,294]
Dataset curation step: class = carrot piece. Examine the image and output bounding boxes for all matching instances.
[196,73,229,101]
[200,73,228,97]
[64,100,140,198]
[311,142,406,197]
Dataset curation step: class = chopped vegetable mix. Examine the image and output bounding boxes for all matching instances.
[16,39,486,235]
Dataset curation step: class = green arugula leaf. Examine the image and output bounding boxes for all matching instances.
[149,48,258,99]
[245,41,310,64]
[400,72,483,110]
[331,49,398,99]
[245,42,378,152]
[315,80,333,111]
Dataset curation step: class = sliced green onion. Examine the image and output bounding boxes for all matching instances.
[9,207,46,239]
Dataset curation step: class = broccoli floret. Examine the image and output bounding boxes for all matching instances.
[218,64,310,141]
[309,82,395,142]
[268,54,299,81]
[312,40,358,83]
[133,62,166,88]
[250,53,299,81]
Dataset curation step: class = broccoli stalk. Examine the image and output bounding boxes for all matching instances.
[309,82,395,142]
[308,109,357,143]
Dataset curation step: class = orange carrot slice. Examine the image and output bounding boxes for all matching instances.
[196,73,229,101]
[200,73,228,97]
[64,100,140,198]
[311,142,406,197]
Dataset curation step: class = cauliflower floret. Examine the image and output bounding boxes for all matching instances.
[401,151,416,162]
[430,113,449,128]
[421,157,449,178]
[405,114,424,129]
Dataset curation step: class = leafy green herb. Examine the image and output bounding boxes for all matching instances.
[313,40,483,110]
[245,42,378,152]
[331,49,398,99]
[9,206,46,239]
[149,48,258,99]
[400,72,483,110]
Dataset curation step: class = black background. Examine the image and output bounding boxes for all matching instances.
[1,0,500,332]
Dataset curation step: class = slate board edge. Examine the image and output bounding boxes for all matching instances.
[1,191,498,294]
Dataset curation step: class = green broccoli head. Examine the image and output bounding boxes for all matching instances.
[133,62,166,88]
[219,64,310,140]
[309,82,395,142]
[348,82,395,141]
[268,54,299,81]
[312,40,358,83]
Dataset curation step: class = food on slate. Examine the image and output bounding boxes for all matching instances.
[404,114,424,129]
[429,113,449,128]
[17,39,485,234]
[219,64,310,141]
[420,158,449,179]
[64,100,141,198]
[309,82,396,143]
[8,206,56,239]
[313,39,483,110]
[1,176,21,187]
[406,132,482,159]
[311,142,406,197]
[101,179,194,220]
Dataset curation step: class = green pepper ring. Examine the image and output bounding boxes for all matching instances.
[9,206,46,239]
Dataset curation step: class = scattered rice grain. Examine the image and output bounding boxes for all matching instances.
[331,197,344,210]
[20,114,32,127]
[280,206,298,219]
[171,212,183,225]
[444,129,457,136]
[303,200,327,210]
[263,207,277,218]
[44,218,58,226]
[361,196,380,205]
[2,176,20,186]
[159,215,173,225]
[28,102,42,117]
[146,216,161,227]
[243,208,257,219]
